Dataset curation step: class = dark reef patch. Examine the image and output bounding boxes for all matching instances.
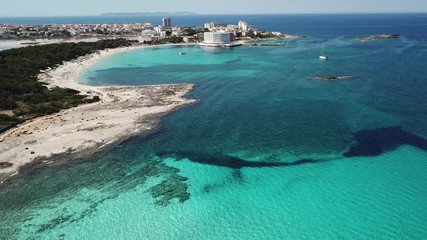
[344,126,427,157]
[0,155,190,238]
[158,126,427,170]
[157,151,324,169]
[231,169,243,182]
[148,178,189,206]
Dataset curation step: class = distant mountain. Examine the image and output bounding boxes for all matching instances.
[100,12,198,16]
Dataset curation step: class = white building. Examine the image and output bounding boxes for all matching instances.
[201,31,241,47]
[203,31,232,44]
[204,22,228,30]
[141,29,158,37]
[238,21,249,31]
[154,26,162,34]
[204,22,214,29]
[69,29,81,36]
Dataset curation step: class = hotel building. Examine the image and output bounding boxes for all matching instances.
[202,31,240,47]
[162,18,171,28]
[203,31,234,44]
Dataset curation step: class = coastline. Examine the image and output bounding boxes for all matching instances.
[0,45,197,183]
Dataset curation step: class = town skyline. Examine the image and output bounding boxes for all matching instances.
[1,0,427,17]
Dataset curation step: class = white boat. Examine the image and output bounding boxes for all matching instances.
[319,55,328,60]
[319,42,328,60]
[224,43,242,47]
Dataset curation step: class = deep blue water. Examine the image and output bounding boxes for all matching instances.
[1,14,427,239]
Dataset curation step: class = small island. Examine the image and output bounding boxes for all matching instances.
[357,34,400,42]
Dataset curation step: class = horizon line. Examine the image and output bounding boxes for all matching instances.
[1,11,427,18]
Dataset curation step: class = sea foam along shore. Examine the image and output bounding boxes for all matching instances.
[0,45,197,183]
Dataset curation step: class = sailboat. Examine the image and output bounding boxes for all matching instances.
[319,42,328,60]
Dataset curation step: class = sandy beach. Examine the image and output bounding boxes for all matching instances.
[0,45,197,183]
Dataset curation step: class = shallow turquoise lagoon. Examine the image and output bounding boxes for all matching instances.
[2,34,427,239]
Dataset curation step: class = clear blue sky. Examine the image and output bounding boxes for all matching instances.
[1,0,427,17]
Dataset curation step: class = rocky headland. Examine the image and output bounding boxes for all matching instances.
[0,46,197,183]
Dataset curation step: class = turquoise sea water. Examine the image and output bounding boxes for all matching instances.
[1,14,427,239]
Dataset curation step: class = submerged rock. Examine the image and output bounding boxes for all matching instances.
[142,161,190,206]
[357,34,400,42]
[148,179,189,206]
[312,76,353,81]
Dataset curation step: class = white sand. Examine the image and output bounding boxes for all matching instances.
[0,38,100,51]
[0,46,196,183]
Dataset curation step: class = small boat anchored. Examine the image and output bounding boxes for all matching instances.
[319,55,328,60]
[319,42,328,60]
[179,51,186,55]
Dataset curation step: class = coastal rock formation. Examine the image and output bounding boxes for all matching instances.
[357,34,400,42]
[0,162,13,169]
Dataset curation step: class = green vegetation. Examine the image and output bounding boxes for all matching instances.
[245,30,274,39]
[180,28,209,36]
[155,36,183,44]
[0,38,136,133]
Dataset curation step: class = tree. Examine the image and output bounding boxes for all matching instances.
[0,39,136,133]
